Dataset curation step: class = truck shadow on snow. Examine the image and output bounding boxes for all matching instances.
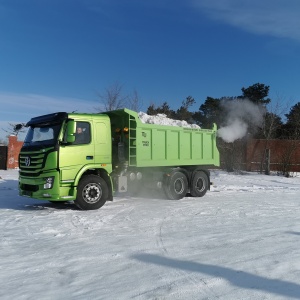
[115,188,168,200]
[0,187,77,211]
[0,179,75,210]
[286,231,300,236]
[0,190,167,211]
[0,193,178,211]
[23,202,77,211]
[132,253,300,299]
[0,199,77,211]
[0,179,193,211]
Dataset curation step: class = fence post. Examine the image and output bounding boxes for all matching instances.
[265,148,270,175]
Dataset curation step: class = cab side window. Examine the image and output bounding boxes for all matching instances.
[73,122,91,145]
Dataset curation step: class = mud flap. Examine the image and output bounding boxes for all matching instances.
[118,176,127,192]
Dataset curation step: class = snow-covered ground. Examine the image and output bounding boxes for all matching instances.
[1,169,300,300]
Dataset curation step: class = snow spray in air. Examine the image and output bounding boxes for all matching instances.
[217,98,265,143]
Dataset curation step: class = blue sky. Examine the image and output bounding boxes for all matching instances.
[1,0,300,140]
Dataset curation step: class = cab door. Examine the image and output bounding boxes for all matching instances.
[59,121,94,182]
[94,121,111,165]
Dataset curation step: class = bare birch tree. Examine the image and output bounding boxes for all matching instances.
[128,89,142,112]
[3,123,26,138]
[96,82,143,113]
[96,81,128,112]
[257,94,290,174]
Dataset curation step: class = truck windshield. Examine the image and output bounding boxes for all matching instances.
[23,124,62,147]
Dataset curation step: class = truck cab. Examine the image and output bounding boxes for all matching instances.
[19,112,113,209]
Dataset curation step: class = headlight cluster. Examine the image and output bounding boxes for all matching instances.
[44,176,54,189]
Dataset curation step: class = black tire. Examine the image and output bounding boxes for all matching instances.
[75,175,108,210]
[190,171,209,197]
[164,171,188,200]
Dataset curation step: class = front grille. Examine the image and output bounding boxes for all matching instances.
[19,150,48,177]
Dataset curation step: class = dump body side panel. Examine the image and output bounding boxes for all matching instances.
[135,125,219,167]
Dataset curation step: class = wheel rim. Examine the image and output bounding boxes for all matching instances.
[174,178,185,195]
[82,183,102,204]
[195,177,205,193]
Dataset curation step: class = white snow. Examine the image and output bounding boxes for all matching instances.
[1,169,300,299]
[138,112,201,129]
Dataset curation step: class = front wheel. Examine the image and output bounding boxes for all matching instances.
[75,175,108,210]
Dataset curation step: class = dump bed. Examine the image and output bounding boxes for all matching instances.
[104,108,220,168]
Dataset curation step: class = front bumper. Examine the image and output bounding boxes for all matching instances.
[19,170,76,201]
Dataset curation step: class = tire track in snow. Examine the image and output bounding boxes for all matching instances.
[155,217,168,254]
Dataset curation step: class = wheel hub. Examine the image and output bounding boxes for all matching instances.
[83,183,102,204]
[174,178,184,194]
[195,178,205,192]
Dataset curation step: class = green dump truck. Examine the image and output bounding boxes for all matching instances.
[19,108,220,210]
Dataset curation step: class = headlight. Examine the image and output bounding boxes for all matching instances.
[44,176,54,189]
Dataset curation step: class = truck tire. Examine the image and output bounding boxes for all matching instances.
[190,171,208,197]
[75,175,108,210]
[164,171,188,200]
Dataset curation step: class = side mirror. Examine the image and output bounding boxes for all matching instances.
[66,120,76,143]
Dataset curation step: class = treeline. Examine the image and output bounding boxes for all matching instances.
[146,83,300,141]
[5,82,299,143]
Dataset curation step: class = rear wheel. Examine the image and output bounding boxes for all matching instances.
[75,175,108,210]
[164,171,188,200]
[190,171,209,197]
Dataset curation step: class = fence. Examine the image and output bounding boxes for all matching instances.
[246,139,300,173]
